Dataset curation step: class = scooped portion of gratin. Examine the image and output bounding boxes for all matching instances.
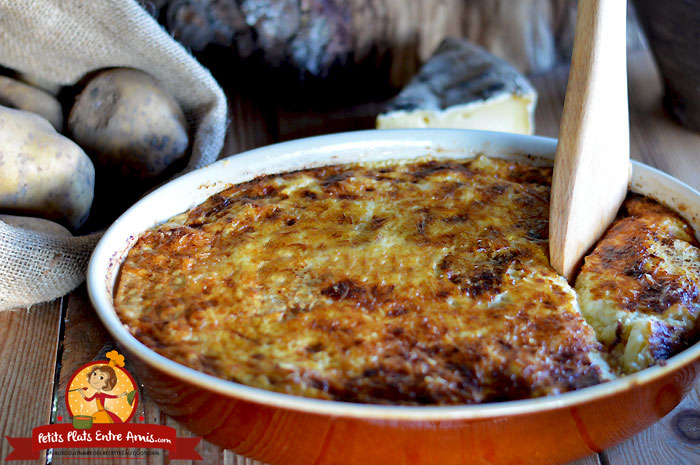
[113,155,698,405]
[575,195,700,374]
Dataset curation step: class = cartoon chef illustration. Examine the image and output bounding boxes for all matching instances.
[74,351,131,424]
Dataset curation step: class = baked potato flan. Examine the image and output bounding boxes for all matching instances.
[114,156,699,404]
[575,195,700,374]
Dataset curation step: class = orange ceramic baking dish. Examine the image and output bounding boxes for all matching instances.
[88,129,700,465]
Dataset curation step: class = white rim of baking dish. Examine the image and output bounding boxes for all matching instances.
[88,128,700,421]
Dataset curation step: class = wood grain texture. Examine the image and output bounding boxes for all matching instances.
[634,0,700,132]
[533,47,700,192]
[276,100,383,142]
[0,300,62,463]
[221,90,277,158]
[224,450,266,465]
[626,52,700,191]
[601,383,700,465]
[56,285,110,390]
[531,65,568,138]
[549,0,630,281]
[570,455,602,465]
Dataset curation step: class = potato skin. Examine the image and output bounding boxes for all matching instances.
[0,76,63,131]
[0,214,72,236]
[0,105,95,229]
[16,72,63,96]
[68,68,189,179]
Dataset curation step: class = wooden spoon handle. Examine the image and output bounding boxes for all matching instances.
[549,0,631,281]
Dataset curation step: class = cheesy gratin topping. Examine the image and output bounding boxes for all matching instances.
[114,156,699,405]
[576,195,700,374]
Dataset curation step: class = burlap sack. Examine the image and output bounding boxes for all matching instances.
[0,0,227,310]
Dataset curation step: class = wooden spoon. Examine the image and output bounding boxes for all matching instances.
[549,0,631,282]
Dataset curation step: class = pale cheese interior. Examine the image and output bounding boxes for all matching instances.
[376,95,535,135]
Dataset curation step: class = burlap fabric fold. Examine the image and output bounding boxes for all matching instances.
[0,0,228,310]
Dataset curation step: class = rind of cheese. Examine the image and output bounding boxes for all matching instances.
[115,156,611,405]
[376,38,537,135]
[575,195,700,374]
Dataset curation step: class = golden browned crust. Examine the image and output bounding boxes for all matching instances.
[115,156,610,405]
[575,195,700,373]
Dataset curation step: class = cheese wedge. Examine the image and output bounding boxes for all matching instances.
[376,38,537,135]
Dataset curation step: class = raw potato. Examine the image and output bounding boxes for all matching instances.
[0,76,63,131]
[16,71,63,96]
[0,105,95,229]
[68,69,189,179]
[0,214,72,236]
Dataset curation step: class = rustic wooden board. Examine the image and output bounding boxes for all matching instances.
[626,52,700,190]
[0,300,63,463]
[570,455,601,465]
[532,49,700,191]
[56,285,110,390]
[602,383,700,465]
[222,90,277,157]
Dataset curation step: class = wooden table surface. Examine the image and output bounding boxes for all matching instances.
[2,47,700,465]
